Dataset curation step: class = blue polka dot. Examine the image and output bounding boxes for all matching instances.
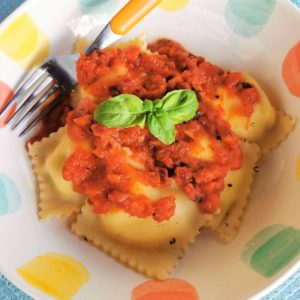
[225,0,277,37]
[291,0,300,8]
[78,0,110,8]
[0,173,21,215]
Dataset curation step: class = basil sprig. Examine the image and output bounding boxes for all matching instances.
[94,89,198,145]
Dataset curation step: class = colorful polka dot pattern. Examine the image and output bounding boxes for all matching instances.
[225,0,277,37]
[0,172,21,215]
[0,81,15,127]
[0,13,49,68]
[291,0,300,8]
[78,0,110,8]
[159,0,190,11]
[296,156,300,181]
[131,279,199,300]
[242,225,300,277]
[282,41,300,98]
[77,0,190,11]
[17,253,90,300]
[0,0,300,299]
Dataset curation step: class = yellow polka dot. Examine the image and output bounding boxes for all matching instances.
[0,13,49,68]
[159,0,190,11]
[17,253,90,300]
[296,156,300,181]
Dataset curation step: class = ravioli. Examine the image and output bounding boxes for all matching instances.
[71,35,148,108]
[99,183,205,247]
[212,73,295,153]
[71,141,259,278]
[257,110,295,154]
[28,127,85,219]
[205,141,260,242]
[28,124,260,277]
[72,187,209,279]
[213,73,276,142]
[27,37,295,279]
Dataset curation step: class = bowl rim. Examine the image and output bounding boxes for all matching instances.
[0,0,300,299]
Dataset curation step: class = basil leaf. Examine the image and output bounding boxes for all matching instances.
[93,90,199,145]
[153,99,163,110]
[147,111,175,145]
[161,89,198,124]
[143,99,154,112]
[143,99,164,112]
[94,94,146,128]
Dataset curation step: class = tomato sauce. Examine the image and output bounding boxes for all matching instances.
[62,39,260,221]
[28,96,72,145]
[224,72,260,117]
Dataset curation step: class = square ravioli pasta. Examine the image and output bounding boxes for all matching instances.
[71,141,259,279]
[29,125,258,278]
[28,127,85,219]
[28,37,294,278]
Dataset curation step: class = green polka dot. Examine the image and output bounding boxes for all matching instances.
[242,225,300,277]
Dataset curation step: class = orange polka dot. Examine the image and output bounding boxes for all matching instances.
[0,81,15,127]
[282,41,300,97]
[131,279,199,300]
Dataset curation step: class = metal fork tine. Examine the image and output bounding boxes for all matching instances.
[8,76,54,128]
[0,68,48,119]
[12,84,59,130]
[19,89,62,137]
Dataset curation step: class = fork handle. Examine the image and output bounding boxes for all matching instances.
[110,0,162,35]
[85,0,162,55]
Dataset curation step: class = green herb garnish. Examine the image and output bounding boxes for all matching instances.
[94,89,198,145]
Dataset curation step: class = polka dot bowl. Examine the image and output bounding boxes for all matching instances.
[0,0,300,299]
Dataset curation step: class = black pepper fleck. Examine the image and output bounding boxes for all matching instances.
[241,82,252,89]
[169,238,176,245]
[181,66,188,72]
[236,81,253,90]
[254,166,259,173]
[196,195,203,203]
[109,85,121,97]
[167,168,175,177]
[224,222,229,227]
[216,135,222,141]
[166,75,174,81]
[227,183,233,187]
[83,236,88,241]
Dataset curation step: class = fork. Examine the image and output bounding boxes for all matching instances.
[0,0,162,137]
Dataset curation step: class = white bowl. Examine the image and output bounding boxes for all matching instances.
[0,0,300,299]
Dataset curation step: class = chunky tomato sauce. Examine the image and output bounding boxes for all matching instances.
[62,39,260,221]
[28,96,72,145]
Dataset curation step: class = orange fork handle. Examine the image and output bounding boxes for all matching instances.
[110,0,162,35]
